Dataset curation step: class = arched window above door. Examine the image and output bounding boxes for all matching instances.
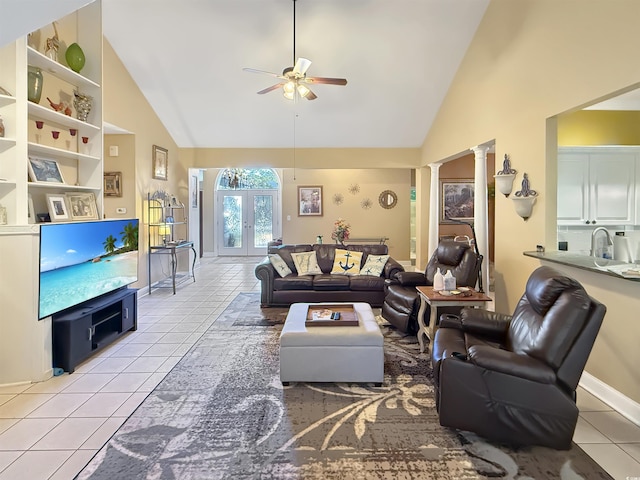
[217,168,279,190]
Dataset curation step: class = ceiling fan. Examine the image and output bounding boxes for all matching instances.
[243,0,347,101]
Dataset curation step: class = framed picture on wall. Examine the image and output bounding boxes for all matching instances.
[191,175,198,208]
[104,171,122,197]
[298,186,323,216]
[440,179,474,223]
[152,145,168,181]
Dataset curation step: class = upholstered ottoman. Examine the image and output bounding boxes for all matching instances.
[279,302,384,385]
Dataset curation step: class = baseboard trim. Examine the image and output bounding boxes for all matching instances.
[580,371,640,427]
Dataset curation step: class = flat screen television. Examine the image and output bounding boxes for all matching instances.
[38,218,139,319]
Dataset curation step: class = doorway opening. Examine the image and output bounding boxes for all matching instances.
[215,168,281,256]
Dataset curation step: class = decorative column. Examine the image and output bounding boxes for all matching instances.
[429,163,441,258]
[472,145,490,292]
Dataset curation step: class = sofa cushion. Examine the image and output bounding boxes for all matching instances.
[350,275,385,291]
[359,254,389,276]
[291,251,323,275]
[269,254,292,277]
[313,273,350,291]
[331,249,363,276]
[274,275,314,291]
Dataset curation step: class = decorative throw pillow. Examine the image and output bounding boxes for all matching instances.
[331,249,363,276]
[290,251,323,275]
[269,254,292,277]
[359,254,390,276]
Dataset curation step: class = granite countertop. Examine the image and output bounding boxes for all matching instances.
[523,250,640,281]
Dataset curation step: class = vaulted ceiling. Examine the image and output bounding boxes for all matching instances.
[101,0,490,148]
[3,0,491,149]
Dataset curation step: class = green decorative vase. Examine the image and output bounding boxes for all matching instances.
[27,66,43,103]
[65,43,85,73]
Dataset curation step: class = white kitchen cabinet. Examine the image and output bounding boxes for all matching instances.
[558,147,637,226]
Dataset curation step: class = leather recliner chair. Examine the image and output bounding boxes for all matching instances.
[381,241,481,334]
[431,266,606,450]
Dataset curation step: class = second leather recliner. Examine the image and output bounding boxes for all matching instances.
[381,241,481,334]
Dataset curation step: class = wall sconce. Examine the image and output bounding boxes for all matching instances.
[511,173,538,221]
[493,154,517,197]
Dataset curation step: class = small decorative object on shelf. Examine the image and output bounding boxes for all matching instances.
[74,90,92,122]
[512,172,538,221]
[47,97,72,116]
[331,218,350,245]
[45,22,60,62]
[27,66,43,103]
[316,235,323,244]
[494,153,517,197]
[65,42,86,73]
[80,136,91,154]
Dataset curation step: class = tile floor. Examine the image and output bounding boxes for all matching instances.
[0,256,637,479]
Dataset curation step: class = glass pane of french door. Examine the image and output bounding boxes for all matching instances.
[218,191,277,256]
[251,194,273,252]
[221,194,243,252]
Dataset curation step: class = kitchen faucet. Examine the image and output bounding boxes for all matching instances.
[590,227,613,258]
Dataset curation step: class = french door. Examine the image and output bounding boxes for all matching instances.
[217,190,278,256]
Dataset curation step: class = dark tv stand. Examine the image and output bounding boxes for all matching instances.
[52,288,138,373]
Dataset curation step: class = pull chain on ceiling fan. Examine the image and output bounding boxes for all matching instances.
[243,0,347,101]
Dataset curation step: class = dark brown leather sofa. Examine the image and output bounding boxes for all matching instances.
[381,241,481,334]
[431,266,606,450]
[255,243,404,307]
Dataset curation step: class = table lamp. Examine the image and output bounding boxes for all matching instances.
[158,224,171,245]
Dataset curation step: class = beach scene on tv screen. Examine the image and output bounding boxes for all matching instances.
[39,219,139,319]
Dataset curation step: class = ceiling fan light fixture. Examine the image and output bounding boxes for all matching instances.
[283,90,295,100]
[283,81,296,94]
[297,84,310,98]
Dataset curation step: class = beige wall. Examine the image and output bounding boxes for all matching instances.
[182,147,421,170]
[103,134,136,219]
[103,40,188,289]
[281,168,411,260]
[421,0,640,402]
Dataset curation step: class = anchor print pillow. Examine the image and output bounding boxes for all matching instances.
[359,254,390,277]
[331,249,363,276]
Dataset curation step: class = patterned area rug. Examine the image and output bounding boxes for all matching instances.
[78,293,612,479]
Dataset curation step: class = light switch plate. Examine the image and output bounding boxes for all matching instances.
[109,146,119,157]
[116,207,126,214]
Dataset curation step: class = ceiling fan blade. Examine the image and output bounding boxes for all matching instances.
[243,67,283,79]
[304,76,348,86]
[293,57,312,76]
[257,83,285,95]
[305,89,317,101]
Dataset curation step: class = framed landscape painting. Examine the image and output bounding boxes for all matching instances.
[440,179,474,223]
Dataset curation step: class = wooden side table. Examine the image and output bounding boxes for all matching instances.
[415,286,492,353]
